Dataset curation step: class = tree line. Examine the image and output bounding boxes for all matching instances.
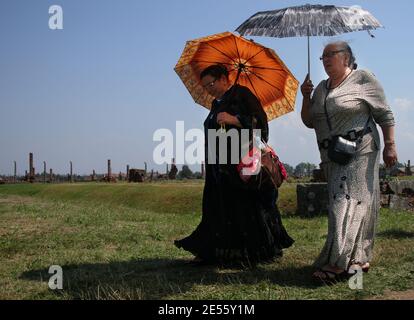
[177,162,318,180]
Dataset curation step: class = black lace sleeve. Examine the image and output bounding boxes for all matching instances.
[234,86,269,142]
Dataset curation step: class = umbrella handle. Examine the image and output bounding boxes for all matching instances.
[307,27,311,79]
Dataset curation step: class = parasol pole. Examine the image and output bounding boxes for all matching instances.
[220,66,244,133]
[221,66,244,133]
[307,24,311,79]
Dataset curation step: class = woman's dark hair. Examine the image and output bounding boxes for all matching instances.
[329,41,358,70]
[200,64,229,80]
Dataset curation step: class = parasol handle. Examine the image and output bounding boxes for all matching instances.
[307,25,311,80]
[234,66,242,85]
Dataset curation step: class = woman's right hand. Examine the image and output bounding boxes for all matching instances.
[300,74,314,99]
[300,74,314,128]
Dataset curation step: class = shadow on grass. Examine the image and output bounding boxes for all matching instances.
[19,259,321,299]
[284,211,328,219]
[377,229,414,239]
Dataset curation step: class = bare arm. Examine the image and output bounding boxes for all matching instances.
[380,125,398,168]
[300,74,314,129]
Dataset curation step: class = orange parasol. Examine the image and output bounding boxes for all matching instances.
[174,31,299,121]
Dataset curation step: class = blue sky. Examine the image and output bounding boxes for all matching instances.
[0,0,413,175]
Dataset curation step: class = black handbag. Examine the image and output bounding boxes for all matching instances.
[323,82,371,166]
[327,135,357,165]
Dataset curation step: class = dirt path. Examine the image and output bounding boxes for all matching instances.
[0,194,35,204]
[367,289,414,300]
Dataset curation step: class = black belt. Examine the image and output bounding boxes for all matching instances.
[319,127,372,149]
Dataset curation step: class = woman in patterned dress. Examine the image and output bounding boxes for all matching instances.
[300,41,398,282]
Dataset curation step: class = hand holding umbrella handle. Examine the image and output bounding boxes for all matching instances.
[300,74,314,99]
[307,25,311,79]
[300,74,314,128]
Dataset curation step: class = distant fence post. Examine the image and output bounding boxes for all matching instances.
[407,160,412,176]
[14,161,17,183]
[43,161,47,183]
[107,159,111,182]
[29,153,34,183]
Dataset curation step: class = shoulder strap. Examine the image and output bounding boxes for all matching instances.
[324,79,372,143]
[323,81,333,134]
[358,114,373,143]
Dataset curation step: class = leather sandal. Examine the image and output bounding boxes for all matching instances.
[362,263,370,273]
[348,263,370,274]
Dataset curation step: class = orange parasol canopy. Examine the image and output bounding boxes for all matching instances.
[174,31,299,121]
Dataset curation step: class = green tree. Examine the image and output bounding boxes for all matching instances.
[282,163,294,177]
[294,162,317,178]
[193,171,204,179]
[178,165,194,179]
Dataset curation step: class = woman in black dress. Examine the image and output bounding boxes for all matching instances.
[174,64,293,266]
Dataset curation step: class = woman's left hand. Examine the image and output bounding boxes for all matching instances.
[217,112,239,127]
[383,143,398,168]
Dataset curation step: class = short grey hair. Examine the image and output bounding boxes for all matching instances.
[326,41,357,69]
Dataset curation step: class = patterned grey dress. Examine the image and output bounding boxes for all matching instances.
[309,69,395,270]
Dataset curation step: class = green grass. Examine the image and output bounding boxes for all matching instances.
[392,176,414,181]
[0,182,413,300]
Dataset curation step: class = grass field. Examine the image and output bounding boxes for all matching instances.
[0,182,413,300]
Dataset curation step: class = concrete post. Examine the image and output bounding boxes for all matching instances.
[201,161,205,178]
[108,159,111,182]
[43,161,46,183]
[29,153,34,183]
[14,161,17,183]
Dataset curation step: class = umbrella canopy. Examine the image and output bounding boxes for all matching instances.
[174,31,299,121]
[236,4,382,75]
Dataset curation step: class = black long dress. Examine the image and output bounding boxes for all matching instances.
[174,85,294,266]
